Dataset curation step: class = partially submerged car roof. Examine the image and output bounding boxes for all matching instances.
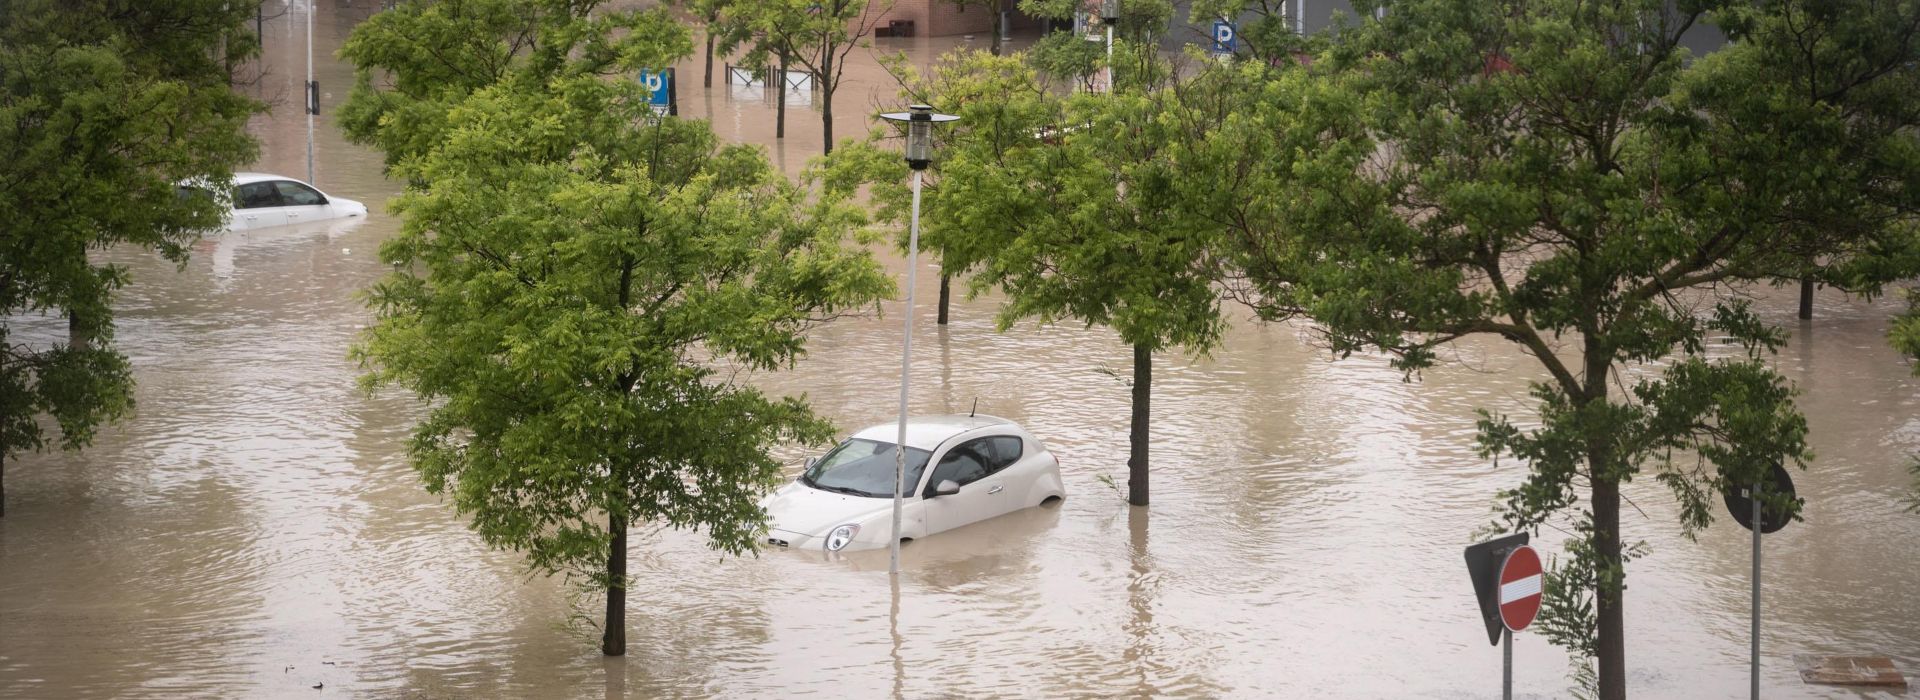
[233,172,300,185]
[849,414,1014,451]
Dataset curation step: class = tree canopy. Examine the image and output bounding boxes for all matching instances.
[343,0,892,655]
[840,42,1247,507]
[0,0,261,517]
[1216,0,1920,695]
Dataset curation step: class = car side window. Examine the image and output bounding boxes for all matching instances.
[924,439,991,496]
[272,180,328,206]
[986,436,1023,472]
[235,182,280,209]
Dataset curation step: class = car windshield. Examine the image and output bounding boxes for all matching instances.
[802,438,932,498]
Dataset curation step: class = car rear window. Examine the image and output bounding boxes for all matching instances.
[235,182,279,209]
[271,180,327,206]
[987,436,1023,470]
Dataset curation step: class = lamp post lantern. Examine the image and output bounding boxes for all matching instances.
[876,105,959,576]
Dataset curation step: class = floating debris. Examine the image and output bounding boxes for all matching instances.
[1795,655,1907,687]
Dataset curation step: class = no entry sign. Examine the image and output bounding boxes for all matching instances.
[1498,545,1543,632]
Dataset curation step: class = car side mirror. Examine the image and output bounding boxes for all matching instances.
[803,456,818,470]
[933,479,961,497]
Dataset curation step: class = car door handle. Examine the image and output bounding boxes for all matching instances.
[988,485,1004,495]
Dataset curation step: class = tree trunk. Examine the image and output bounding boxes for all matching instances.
[1799,278,1814,320]
[68,311,85,350]
[1127,343,1150,506]
[1,350,7,517]
[775,49,787,139]
[703,29,715,89]
[1582,345,1624,700]
[1593,476,1625,699]
[601,512,627,656]
[820,50,835,154]
[990,0,1004,56]
[937,275,951,325]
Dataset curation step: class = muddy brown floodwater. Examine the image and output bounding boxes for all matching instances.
[3,3,1917,699]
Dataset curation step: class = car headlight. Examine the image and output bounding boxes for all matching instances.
[824,523,860,552]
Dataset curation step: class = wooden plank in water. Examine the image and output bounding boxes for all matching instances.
[1794,655,1908,687]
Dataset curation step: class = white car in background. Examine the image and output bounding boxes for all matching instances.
[183,172,367,231]
[760,415,1065,553]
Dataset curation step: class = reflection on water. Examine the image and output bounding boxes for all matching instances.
[2,4,1918,699]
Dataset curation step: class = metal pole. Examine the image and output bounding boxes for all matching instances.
[1105,25,1114,93]
[305,0,315,186]
[890,169,922,576]
[1503,627,1513,700]
[1752,490,1761,699]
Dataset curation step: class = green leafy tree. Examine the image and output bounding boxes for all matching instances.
[343,0,892,656]
[719,0,891,153]
[677,0,736,89]
[844,48,1239,508]
[1896,289,1920,374]
[1187,0,1325,65]
[0,0,261,517]
[1222,1,1920,696]
[1896,290,1920,512]
[1019,0,1174,92]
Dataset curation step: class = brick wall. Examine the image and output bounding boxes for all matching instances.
[866,0,1020,38]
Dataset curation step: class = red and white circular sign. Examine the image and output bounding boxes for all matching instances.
[1498,545,1543,632]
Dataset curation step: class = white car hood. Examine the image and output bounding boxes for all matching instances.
[762,482,893,536]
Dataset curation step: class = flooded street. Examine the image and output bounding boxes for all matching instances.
[3,3,1918,698]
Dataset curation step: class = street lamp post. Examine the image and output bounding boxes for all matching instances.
[306,0,315,185]
[877,105,959,576]
[1101,0,1119,93]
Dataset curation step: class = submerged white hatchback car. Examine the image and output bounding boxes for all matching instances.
[761,415,1065,553]
[191,172,367,231]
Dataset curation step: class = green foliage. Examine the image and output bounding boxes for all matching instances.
[1187,0,1324,64]
[0,0,262,513]
[867,51,1236,353]
[344,0,891,631]
[1216,0,1920,694]
[1018,0,1175,89]
[839,43,1269,506]
[1025,26,1106,85]
[338,0,690,176]
[1894,288,1920,376]
[1019,0,1172,42]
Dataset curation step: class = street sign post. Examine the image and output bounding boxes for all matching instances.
[1465,533,1532,700]
[1498,545,1543,632]
[1725,460,1798,700]
[1211,20,1237,54]
[641,68,676,116]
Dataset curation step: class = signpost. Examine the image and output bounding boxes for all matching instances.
[1725,460,1798,700]
[1465,533,1533,700]
[1211,20,1237,54]
[1498,545,1543,632]
[641,68,676,116]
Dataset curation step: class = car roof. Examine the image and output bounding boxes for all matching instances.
[233,172,302,186]
[850,414,1015,451]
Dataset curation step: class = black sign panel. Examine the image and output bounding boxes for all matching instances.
[1724,460,1798,534]
[1463,532,1530,646]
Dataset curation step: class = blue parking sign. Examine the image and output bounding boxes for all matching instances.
[641,69,673,112]
[1211,21,1236,53]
